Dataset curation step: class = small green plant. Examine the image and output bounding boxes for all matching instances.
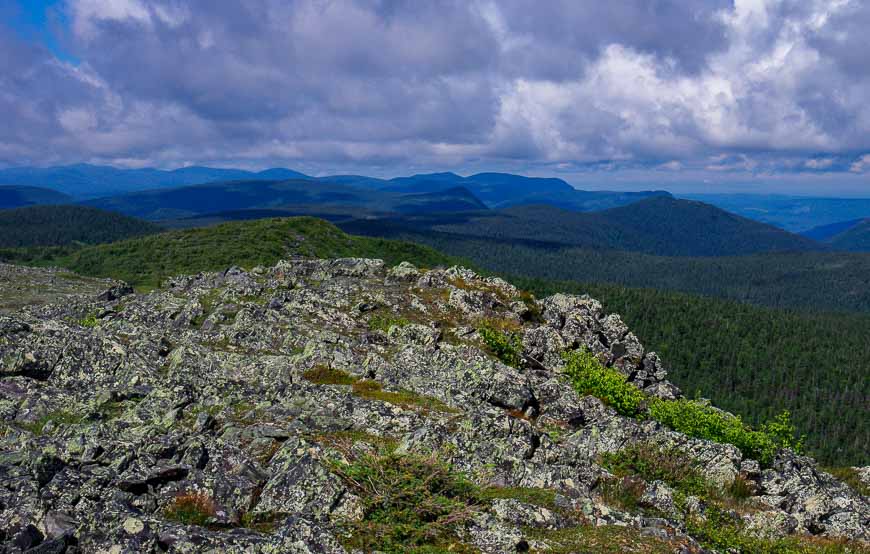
[78,312,99,327]
[523,524,689,554]
[368,313,411,333]
[164,491,217,526]
[562,349,645,417]
[328,452,480,553]
[479,321,523,367]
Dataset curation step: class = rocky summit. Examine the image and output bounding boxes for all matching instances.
[0,258,868,553]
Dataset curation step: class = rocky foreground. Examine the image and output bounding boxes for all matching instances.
[0,258,868,553]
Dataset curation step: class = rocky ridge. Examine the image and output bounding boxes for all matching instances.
[0,258,867,553]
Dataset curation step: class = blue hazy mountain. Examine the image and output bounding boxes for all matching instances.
[0,185,72,209]
[0,164,311,198]
[682,193,870,232]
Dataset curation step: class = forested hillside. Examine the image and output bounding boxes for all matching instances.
[340,224,870,313]
[0,205,161,248]
[341,197,822,257]
[828,219,870,252]
[515,277,869,465]
[48,217,456,289]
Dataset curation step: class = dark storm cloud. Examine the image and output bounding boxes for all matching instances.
[2,0,870,190]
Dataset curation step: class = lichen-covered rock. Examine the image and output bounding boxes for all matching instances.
[0,259,867,552]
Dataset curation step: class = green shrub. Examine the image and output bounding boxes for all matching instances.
[562,349,645,417]
[649,400,802,465]
[328,452,480,553]
[479,322,523,368]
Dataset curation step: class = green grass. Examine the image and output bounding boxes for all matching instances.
[40,217,457,289]
[351,380,459,414]
[524,524,689,554]
[368,313,412,333]
[301,365,358,386]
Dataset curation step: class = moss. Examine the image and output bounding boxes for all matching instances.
[19,410,85,435]
[524,523,689,554]
[368,313,412,333]
[309,430,399,455]
[352,380,459,414]
[302,365,357,385]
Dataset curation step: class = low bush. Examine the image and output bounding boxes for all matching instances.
[649,400,802,465]
[600,442,709,498]
[329,452,480,553]
[562,349,645,417]
[478,321,523,368]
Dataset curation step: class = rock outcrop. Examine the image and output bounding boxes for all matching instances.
[0,259,867,553]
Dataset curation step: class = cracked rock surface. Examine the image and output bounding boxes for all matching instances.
[0,258,867,553]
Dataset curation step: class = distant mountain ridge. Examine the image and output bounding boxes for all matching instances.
[83,179,489,220]
[0,164,310,198]
[0,185,72,209]
[343,196,824,257]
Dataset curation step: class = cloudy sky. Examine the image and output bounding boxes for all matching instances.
[3,0,870,195]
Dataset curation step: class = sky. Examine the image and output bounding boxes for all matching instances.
[3,1,870,196]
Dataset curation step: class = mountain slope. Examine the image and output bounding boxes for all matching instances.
[53,217,456,288]
[828,219,870,252]
[802,218,867,241]
[0,164,311,198]
[0,185,71,209]
[0,205,161,248]
[599,196,824,256]
[683,193,870,232]
[1,258,867,551]
[345,197,824,257]
[339,221,870,312]
[381,171,670,211]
